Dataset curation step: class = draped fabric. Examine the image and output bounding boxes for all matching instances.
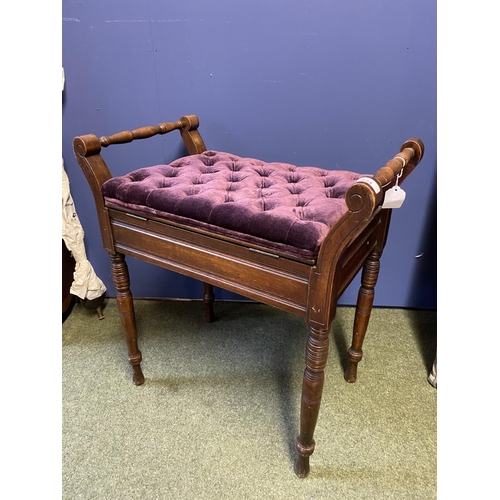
[62,160,106,301]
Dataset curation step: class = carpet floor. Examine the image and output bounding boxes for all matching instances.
[62,299,436,499]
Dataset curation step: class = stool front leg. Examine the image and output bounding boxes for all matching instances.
[295,324,330,478]
[344,250,381,383]
[110,252,144,386]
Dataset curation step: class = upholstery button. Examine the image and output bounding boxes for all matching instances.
[323,178,338,188]
[230,162,243,172]
[293,207,304,219]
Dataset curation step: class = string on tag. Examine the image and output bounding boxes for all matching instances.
[394,155,406,168]
[395,170,403,187]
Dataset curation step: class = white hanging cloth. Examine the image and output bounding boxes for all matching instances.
[62,161,107,301]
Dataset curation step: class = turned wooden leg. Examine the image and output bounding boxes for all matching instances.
[110,252,144,386]
[344,250,381,383]
[203,282,215,323]
[295,324,330,478]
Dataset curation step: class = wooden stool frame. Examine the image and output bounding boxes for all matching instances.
[73,115,424,477]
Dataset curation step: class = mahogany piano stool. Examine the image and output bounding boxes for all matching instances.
[73,115,424,477]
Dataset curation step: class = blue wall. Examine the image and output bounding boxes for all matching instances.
[62,0,437,308]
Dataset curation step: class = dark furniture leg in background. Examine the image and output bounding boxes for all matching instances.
[62,239,75,316]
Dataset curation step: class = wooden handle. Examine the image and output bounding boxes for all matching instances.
[345,138,425,214]
[99,120,184,147]
[73,115,205,157]
[372,138,424,189]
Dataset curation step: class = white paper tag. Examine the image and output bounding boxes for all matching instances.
[355,177,380,194]
[382,186,406,209]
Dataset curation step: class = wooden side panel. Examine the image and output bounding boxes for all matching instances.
[335,216,382,299]
[111,218,310,317]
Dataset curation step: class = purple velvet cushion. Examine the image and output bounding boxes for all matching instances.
[102,151,366,260]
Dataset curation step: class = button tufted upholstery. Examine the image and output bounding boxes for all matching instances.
[102,150,367,260]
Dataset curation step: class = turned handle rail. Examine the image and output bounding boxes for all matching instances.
[374,138,424,187]
[75,115,207,158]
[99,120,186,147]
[345,138,424,214]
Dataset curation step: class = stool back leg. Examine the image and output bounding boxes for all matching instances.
[344,249,382,383]
[203,282,215,323]
[110,252,144,386]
